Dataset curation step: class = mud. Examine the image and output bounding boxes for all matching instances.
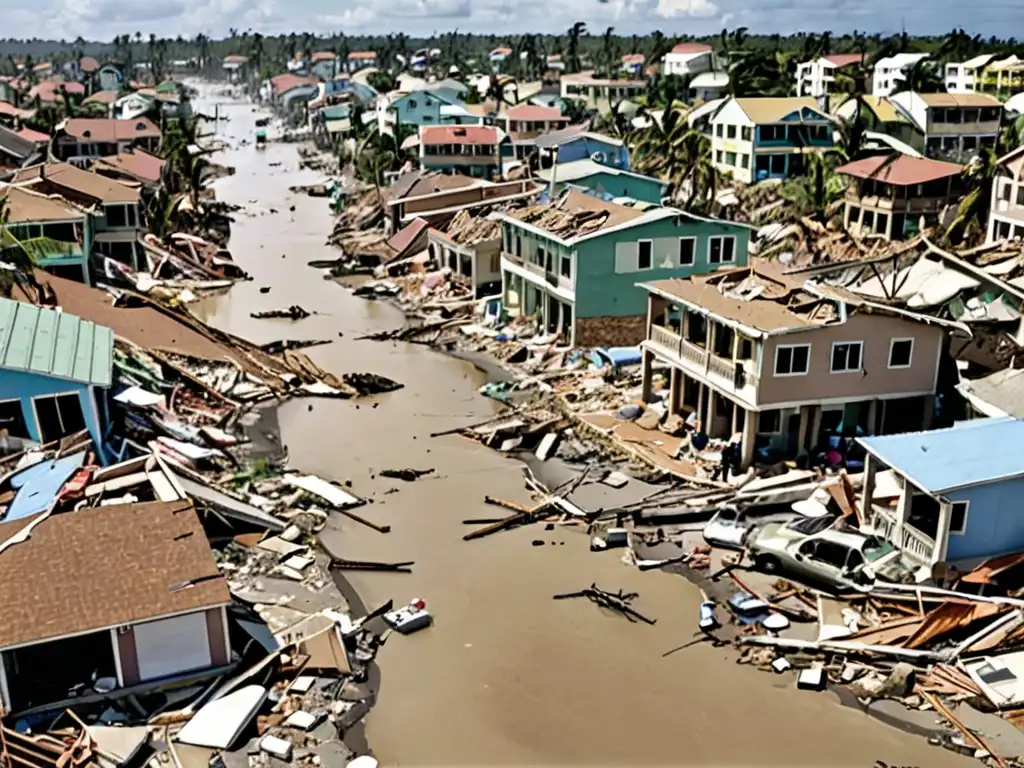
[193,87,973,767]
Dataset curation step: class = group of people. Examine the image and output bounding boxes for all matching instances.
[684,411,742,482]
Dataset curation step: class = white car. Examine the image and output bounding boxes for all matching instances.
[702,507,754,550]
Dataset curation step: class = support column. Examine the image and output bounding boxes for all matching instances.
[796,406,810,454]
[861,453,876,521]
[809,406,823,451]
[935,500,952,564]
[641,349,654,403]
[708,389,719,436]
[669,368,682,415]
[696,382,706,428]
[740,407,757,469]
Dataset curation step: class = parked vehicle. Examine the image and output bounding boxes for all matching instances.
[702,506,754,550]
[746,521,912,590]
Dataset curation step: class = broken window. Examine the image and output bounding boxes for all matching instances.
[105,205,127,227]
[34,393,87,444]
[0,400,30,440]
[950,501,969,535]
[774,344,810,376]
[830,341,863,373]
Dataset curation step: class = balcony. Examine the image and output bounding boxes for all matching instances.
[647,324,759,402]
[869,506,936,565]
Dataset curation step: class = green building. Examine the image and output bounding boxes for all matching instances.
[496,190,752,348]
[537,159,669,204]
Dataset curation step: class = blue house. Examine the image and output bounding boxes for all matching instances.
[388,83,470,129]
[858,417,1024,568]
[0,298,114,462]
[533,130,630,170]
[538,159,668,203]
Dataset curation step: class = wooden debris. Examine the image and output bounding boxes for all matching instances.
[553,583,657,625]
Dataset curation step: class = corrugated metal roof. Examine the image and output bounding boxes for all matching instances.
[0,297,113,387]
[858,417,1024,494]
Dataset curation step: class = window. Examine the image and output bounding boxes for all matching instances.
[741,127,752,141]
[515,235,521,258]
[0,400,29,440]
[888,338,913,369]
[758,410,781,433]
[678,237,695,266]
[537,245,546,268]
[637,240,653,270]
[708,236,736,264]
[715,150,723,164]
[950,501,969,535]
[33,393,86,444]
[774,344,810,376]
[105,205,127,227]
[741,154,750,169]
[727,125,737,139]
[1016,186,1024,206]
[725,151,737,166]
[407,99,417,109]
[831,341,863,373]
[560,254,571,278]
[716,124,724,137]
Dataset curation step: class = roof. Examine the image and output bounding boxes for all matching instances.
[0,297,112,386]
[669,43,713,55]
[642,265,842,336]
[222,54,247,64]
[858,417,1024,495]
[823,53,865,68]
[9,162,140,204]
[533,127,622,150]
[537,158,666,188]
[0,500,230,649]
[0,125,38,161]
[13,270,239,363]
[0,102,36,119]
[435,208,501,246]
[92,149,166,184]
[61,117,160,143]
[690,71,730,88]
[420,125,500,145]
[836,154,963,186]
[347,51,377,60]
[269,74,318,97]
[28,81,85,103]
[386,217,429,257]
[855,95,906,123]
[0,186,84,223]
[83,90,119,105]
[502,189,646,240]
[79,56,100,73]
[32,61,52,73]
[918,92,1003,108]
[622,54,645,65]
[388,170,479,201]
[875,52,929,68]
[490,47,513,56]
[731,97,827,124]
[962,53,997,69]
[959,368,1024,420]
[504,104,566,122]
[311,51,337,62]
[15,128,49,144]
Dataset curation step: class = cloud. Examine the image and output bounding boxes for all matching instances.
[4,0,1022,40]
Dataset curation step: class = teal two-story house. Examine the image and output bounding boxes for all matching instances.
[386,81,471,130]
[708,97,834,184]
[0,186,94,285]
[496,189,751,348]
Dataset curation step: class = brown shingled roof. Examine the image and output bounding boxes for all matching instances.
[8,162,140,204]
[0,500,229,649]
[836,154,963,186]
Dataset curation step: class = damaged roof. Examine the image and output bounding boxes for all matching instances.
[0,186,85,223]
[836,154,963,186]
[8,162,140,204]
[386,217,429,257]
[92,150,166,184]
[387,170,479,201]
[60,117,161,143]
[858,417,1024,494]
[0,298,113,387]
[435,208,501,245]
[0,500,230,649]
[500,188,647,241]
[959,367,1024,420]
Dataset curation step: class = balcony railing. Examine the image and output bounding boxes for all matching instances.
[648,324,759,391]
[869,506,936,564]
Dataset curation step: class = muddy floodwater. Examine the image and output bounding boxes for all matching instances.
[193,88,972,767]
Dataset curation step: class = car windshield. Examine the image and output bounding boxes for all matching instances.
[788,513,839,537]
[863,537,897,562]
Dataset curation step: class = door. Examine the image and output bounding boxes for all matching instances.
[132,612,212,681]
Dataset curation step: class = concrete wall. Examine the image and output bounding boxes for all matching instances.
[757,312,945,407]
[946,477,1024,561]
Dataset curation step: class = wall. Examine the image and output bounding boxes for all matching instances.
[555,136,630,169]
[0,369,100,446]
[756,311,945,407]
[576,216,751,319]
[393,91,451,127]
[946,477,1024,561]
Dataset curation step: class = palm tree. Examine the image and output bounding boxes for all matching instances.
[632,106,716,209]
[566,22,586,74]
[779,152,844,223]
[946,147,998,243]
[485,74,516,115]
[599,27,618,78]
[892,58,944,94]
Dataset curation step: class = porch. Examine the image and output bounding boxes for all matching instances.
[501,260,575,342]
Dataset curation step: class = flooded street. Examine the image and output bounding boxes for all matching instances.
[195,89,971,767]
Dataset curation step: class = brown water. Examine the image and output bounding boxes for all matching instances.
[194,90,973,768]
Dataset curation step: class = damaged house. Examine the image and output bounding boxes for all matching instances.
[0,297,114,459]
[427,208,503,298]
[495,189,752,347]
[639,264,967,469]
[0,499,231,716]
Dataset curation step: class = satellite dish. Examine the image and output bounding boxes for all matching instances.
[591,151,606,164]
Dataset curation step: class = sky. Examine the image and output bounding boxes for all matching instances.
[4,0,1022,42]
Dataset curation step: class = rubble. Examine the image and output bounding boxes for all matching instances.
[251,305,312,321]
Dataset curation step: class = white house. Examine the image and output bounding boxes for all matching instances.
[944,54,998,94]
[872,52,930,97]
[661,43,715,78]
[988,145,1024,244]
[795,53,865,98]
[888,91,1003,162]
[689,71,729,101]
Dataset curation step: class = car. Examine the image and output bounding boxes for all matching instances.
[746,523,910,591]
[702,506,754,550]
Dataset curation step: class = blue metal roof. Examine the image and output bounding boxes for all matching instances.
[0,298,113,387]
[5,451,87,521]
[858,417,1024,494]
